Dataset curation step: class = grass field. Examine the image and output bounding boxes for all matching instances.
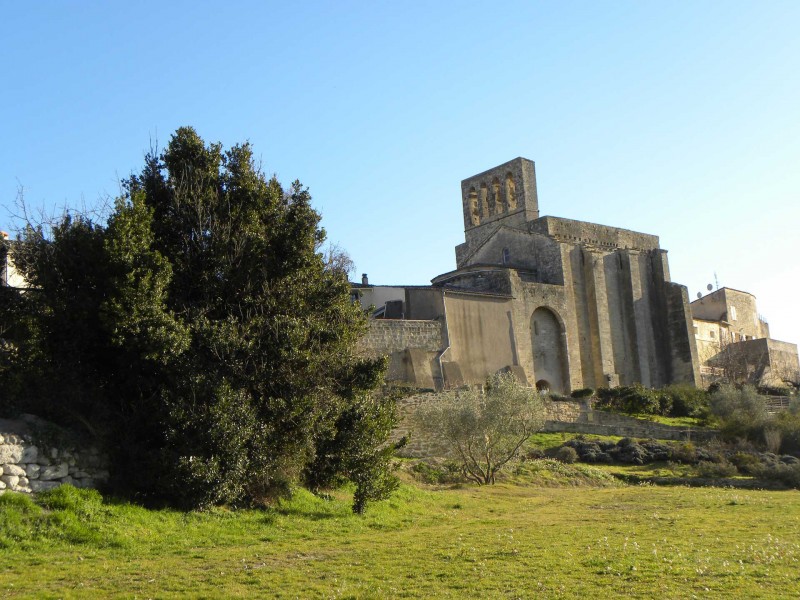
[2,464,800,599]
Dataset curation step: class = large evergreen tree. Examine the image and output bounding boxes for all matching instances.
[1,127,394,511]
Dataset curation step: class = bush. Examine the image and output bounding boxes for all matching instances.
[555,446,578,464]
[697,460,738,478]
[570,388,594,399]
[669,442,697,464]
[711,384,800,455]
[410,461,464,485]
[663,385,709,418]
[730,451,762,475]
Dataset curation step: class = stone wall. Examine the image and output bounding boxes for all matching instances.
[542,402,718,443]
[360,320,444,388]
[391,393,717,459]
[390,394,452,458]
[0,416,108,495]
[359,320,443,356]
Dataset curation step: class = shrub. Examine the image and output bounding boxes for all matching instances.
[570,388,594,399]
[730,451,762,475]
[555,446,578,464]
[663,385,709,418]
[410,461,464,485]
[671,442,697,464]
[697,460,738,478]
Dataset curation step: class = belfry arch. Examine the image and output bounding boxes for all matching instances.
[531,307,568,394]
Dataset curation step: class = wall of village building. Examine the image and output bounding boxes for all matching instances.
[691,288,770,341]
[1,237,25,289]
[689,287,798,387]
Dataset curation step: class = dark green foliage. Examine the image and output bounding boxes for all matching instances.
[409,461,465,485]
[306,382,402,514]
[570,388,594,399]
[595,384,710,420]
[696,460,738,478]
[595,384,662,415]
[1,128,390,512]
[662,385,710,419]
[555,446,578,464]
[562,437,717,466]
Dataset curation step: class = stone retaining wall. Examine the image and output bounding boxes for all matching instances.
[391,393,718,458]
[543,404,718,443]
[0,416,108,495]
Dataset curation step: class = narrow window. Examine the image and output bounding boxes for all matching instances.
[502,247,510,265]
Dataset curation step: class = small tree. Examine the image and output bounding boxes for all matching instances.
[415,373,549,484]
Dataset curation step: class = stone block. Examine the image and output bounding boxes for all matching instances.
[20,445,38,463]
[29,480,60,492]
[1,474,20,488]
[0,479,5,489]
[3,464,26,477]
[0,444,23,464]
[18,476,29,488]
[39,463,69,481]
[26,463,40,479]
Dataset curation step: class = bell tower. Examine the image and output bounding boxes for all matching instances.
[460,157,539,239]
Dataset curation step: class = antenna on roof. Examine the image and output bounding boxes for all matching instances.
[706,283,713,292]
[697,292,702,299]
[713,272,719,290]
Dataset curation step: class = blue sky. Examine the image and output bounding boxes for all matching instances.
[2,1,799,343]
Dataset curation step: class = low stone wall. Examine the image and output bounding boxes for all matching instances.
[390,393,718,459]
[543,404,718,443]
[0,416,108,495]
[390,394,451,458]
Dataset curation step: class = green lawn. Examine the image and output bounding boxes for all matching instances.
[2,474,800,598]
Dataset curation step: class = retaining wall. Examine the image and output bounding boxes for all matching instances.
[391,393,718,458]
[0,415,108,495]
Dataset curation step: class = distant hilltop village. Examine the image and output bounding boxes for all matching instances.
[354,158,799,392]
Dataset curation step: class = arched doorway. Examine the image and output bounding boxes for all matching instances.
[531,307,567,394]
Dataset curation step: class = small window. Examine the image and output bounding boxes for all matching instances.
[502,248,510,265]
[693,326,698,335]
[730,305,737,321]
[710,330,715,339]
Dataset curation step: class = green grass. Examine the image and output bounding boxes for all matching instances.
[2,476,800,598]
[527,431,623,451]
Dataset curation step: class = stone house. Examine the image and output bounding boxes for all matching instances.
[691,288,799,387]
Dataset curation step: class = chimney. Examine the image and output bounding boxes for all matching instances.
[361,273,369,286]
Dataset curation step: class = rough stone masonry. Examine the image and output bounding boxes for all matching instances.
[0,416,108,495]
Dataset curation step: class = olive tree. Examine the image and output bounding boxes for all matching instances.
[415,373,549,484]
